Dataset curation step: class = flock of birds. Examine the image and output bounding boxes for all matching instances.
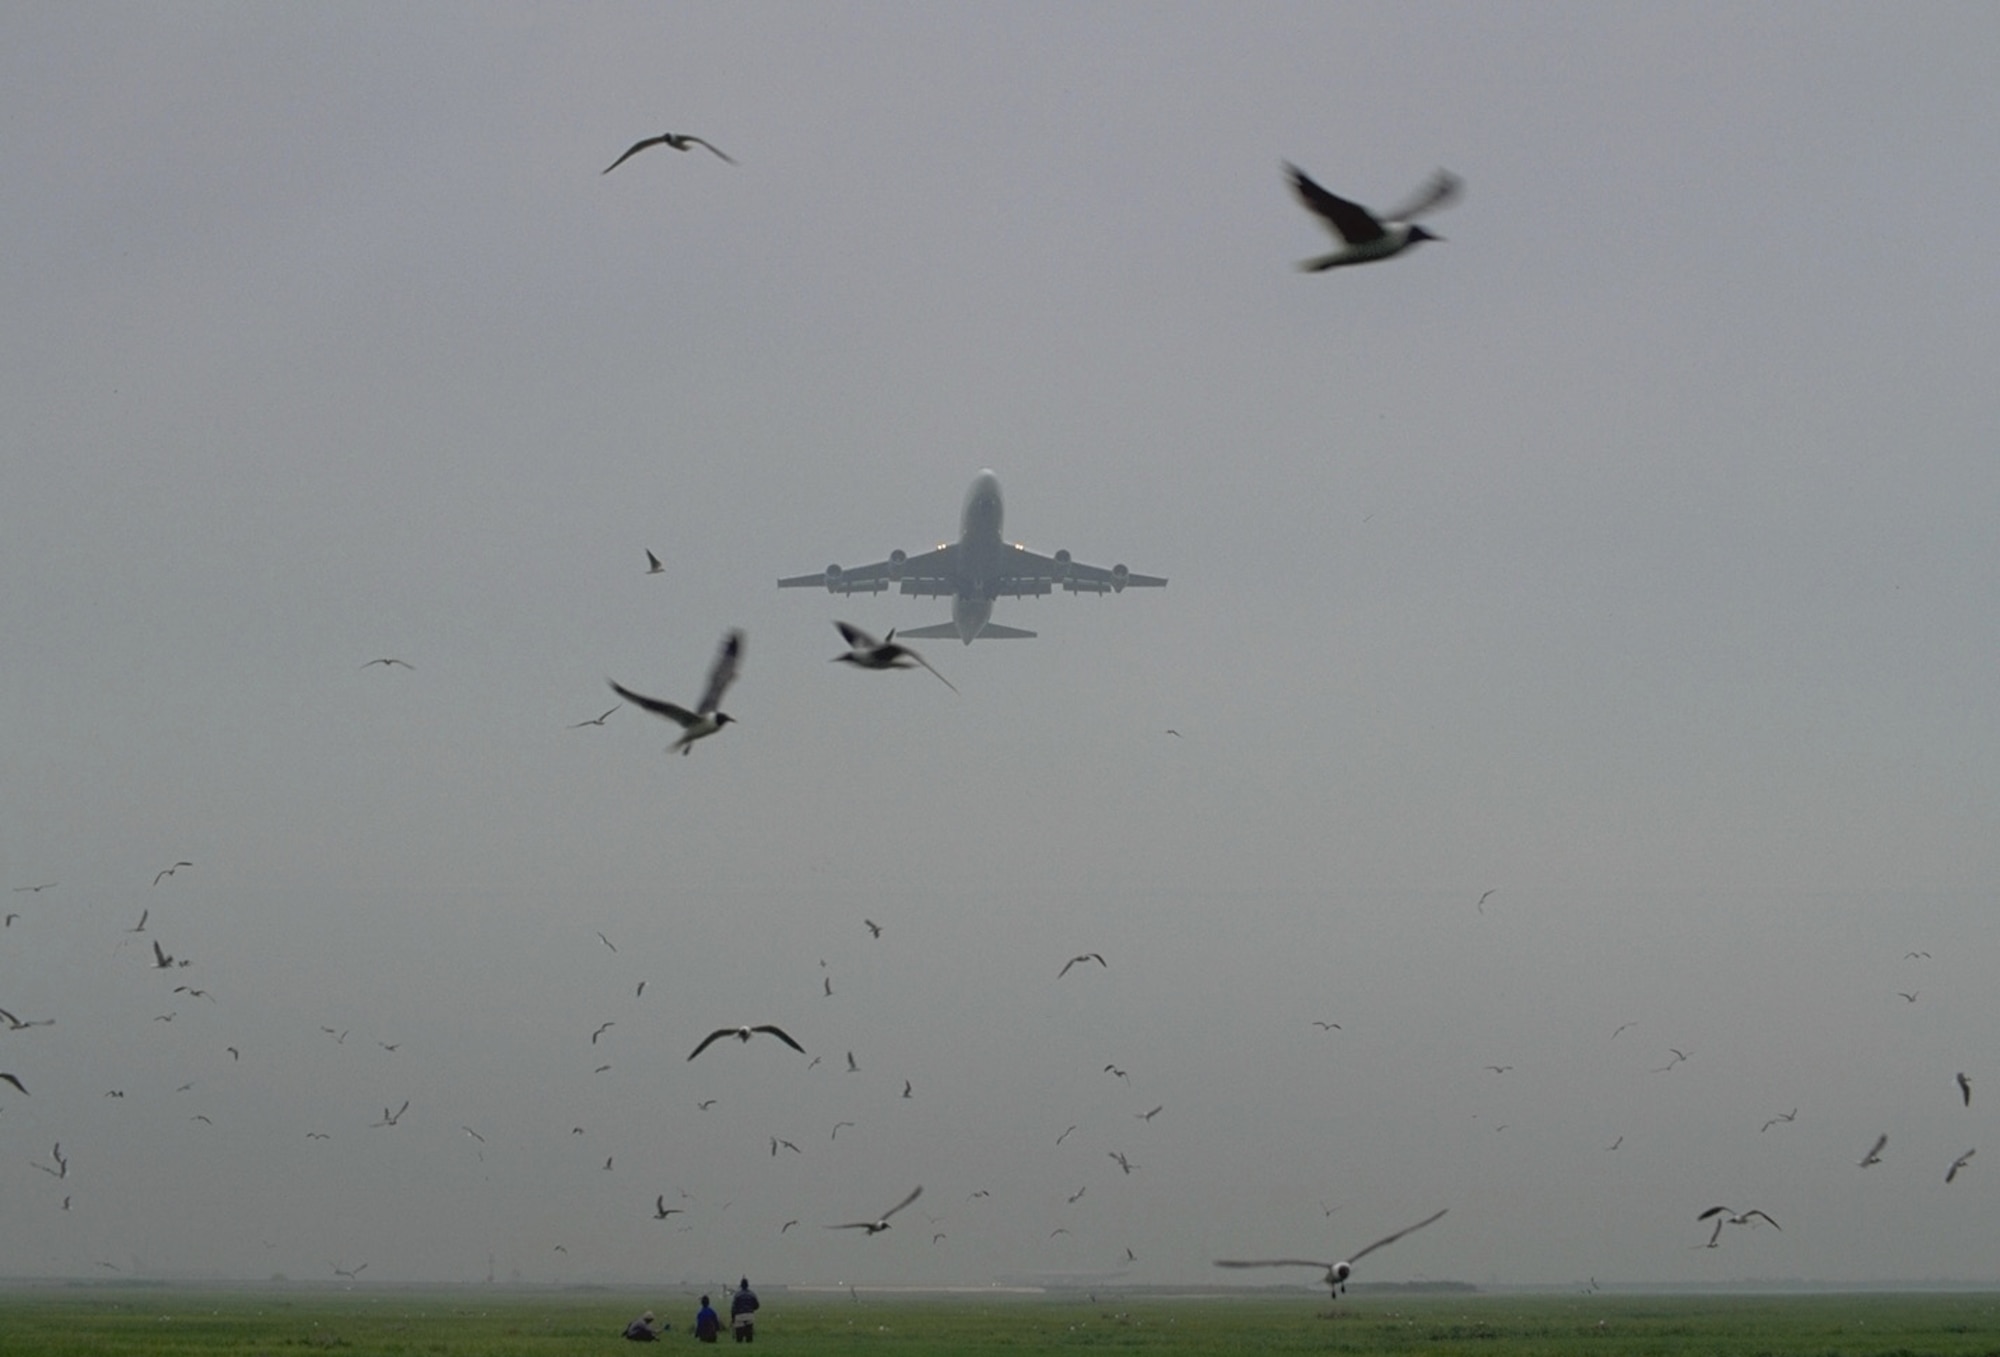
[4,126,1987,1300]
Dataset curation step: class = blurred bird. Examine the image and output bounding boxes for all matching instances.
[1947,1149,1975,1183]
[603,132,736,173]
[827,1185,922,1235]
[1859,1133,1888,1167]
[153,861,193,885]
[1216,1209,1448,1297]
[645,550,665,575]
[1760,1109,1797,1133]
[360,658,413,670]
[1059,953,1107,978]
[611,629,743,755]
[831,621,956,692]
[571,706,621,729]
[1958,1072,1972,1107]
[1696,1206,1779,1248]
[687,1024,805,1061]
[1286,166,1460,272]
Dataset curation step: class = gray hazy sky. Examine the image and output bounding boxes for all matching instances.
[4,3,1999,1289]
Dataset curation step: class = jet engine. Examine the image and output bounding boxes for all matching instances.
[824,564,843,588]
[1111,563,1129,592]
[1052,549,1071,581]
[887,549,907,581]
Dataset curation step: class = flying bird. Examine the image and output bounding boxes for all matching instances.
[1859,1133,1888,1167]
[831,1121,854,1139]
[360,658,413,670]
[592,1022,614,1044]
[1138,1105,1163,1121]
[610,628,743,755]
[1311,1021,1341,1031]
[771,1137,802,1156]
[687,1023,805,1061]
[1898,992,1919,1003]
[1958,1072,1972,1107]
[461,1126,485,1143]
[1476,889,1497,912]
[846,1051,858,1073]
[150,940,175,969]
[13,882,55,893]
[864,919,883,939]
[0,1006,53,1031]
[1696,1206,1780,1248]
[645,550,665,575]
[1760,1109,1798,1133]
[1215,1208,1448,1297]
[831,621,956,692]
[1058,953,1107,978]
[153,861,192,885]
[1056,1124,1077,1144]
[1286,165,1460,272]
[902,1080,913,1099]
[602,132,736,173]
[372,1100,409,1127]
[1067,1185,1087,1204]
[653,1196,684,1220]
[781,1220,798,1233]
[1947,1148,1976,1184]
[126,910,148,933]
[571,706,621,729]
[827,1185,922,1235]
[1109,1151,1135,1174]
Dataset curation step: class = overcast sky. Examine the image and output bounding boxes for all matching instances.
[4,3,2000,1290]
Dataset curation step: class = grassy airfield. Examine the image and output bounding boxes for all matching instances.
[2,1287,1999,1357]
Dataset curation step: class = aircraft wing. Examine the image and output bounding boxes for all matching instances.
[1002,546,1167,595]
[779,546,956,596]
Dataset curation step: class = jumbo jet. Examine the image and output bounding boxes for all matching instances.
[779,471,1165,643]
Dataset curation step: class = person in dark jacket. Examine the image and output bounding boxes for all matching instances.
[694,1295,721,1343]
[622,1310,659,1341]
[730,1278,760,1342]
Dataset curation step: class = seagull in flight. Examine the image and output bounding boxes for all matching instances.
[828,1185,922,1235]
[0,1006,53,1031]
[864,919,883,939]
[592,1023,614,1044]
[126,910,148,933]
[1859,1132,1888,1167]
[831,622,956,693]
[1058,953,1107,978]
[1760,1109,1797,1133]
[571,705,621,729]
[1696,1206,1780,1248]
[1959,1072,1972,1107]
[645,550,665,575]
[153,861,193,886]
[1216,1208,1448,1297]
[150,940,176,969]
[687,1024,805,1061]
[1286,165,1460,272]
[360,658,414,670]
[0,1073,28,1095]
[1311,1020,1342,1031]
[1947,1148,1976,1183]
[654,1196,684,1220]
[603,131,736,173]
[13,882,55,893]
[372,1100,409,1127]
[610,628,743,755]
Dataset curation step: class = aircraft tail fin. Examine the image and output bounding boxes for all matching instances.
[897,622,1037,642]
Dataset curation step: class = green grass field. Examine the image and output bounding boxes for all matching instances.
[2,1288,1998,1357]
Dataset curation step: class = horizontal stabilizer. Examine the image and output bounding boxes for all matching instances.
[897,622,1037,642]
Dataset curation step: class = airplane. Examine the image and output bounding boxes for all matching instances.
[779,471,1165,643]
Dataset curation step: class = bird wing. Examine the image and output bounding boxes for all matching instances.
[684,137,736,164]
[835,621,881,651]
[603,135,671,174]
[751,1024,806,1053]
[697,629,745,715]
[687,1029,737,1061]
[1862,1132,1888,1162]
[880,1185,923,1221]
[0,1073,27,1094]
[1383,169,1462,223]
[1696,1207,1731,1221]
[1286,165,1387,245]
[608,680,698,729]
[1348,1208,1448,1264]
[1214,1258,1331,1270]
[1742,1210,1780,1230]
